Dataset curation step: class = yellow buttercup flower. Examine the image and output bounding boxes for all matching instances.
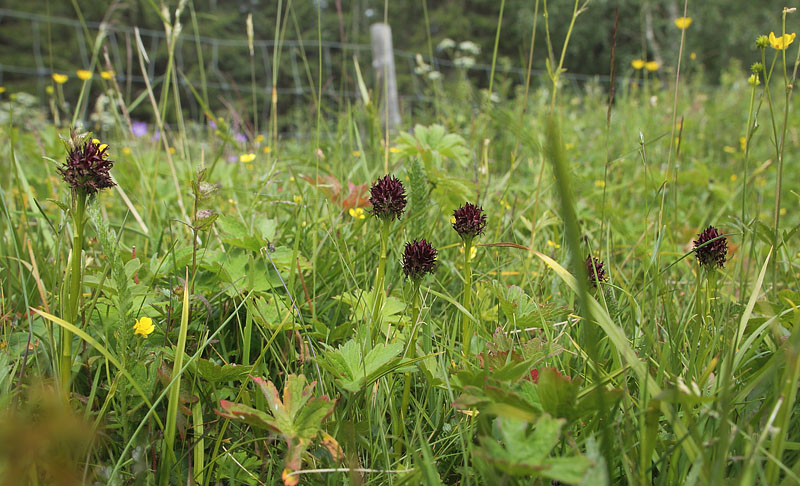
[631,59,645,70]
[690,52,697,60]
[263,146,271,154]
[133,317,155,337]
[239,153,256,163]
[349,207,366,219]
[52,73,68,84]
[594,180,606,188]
[100,70,114,80]
[547,239,561,249]
[122,147,132,155]
[730,174,738,182]
[255,134,264,143]
[769,32,796,50]
[645,61,659,71]
[76,69,93,81]
[674,17,692,29]
[459,244,478,260]
[92,138,109,152]
[0,87,5,94]
[389,147,401,153]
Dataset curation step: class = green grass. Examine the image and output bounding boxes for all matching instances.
[1,3,800,486]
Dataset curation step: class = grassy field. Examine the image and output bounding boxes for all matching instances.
[2,3,800,486]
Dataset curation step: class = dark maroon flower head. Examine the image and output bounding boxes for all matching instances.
[369,175,406,221]
[452,202,487,240]
[402,239,437,281]
[58,140,115,195]
[585,255,608,288]
[693,226,727,269]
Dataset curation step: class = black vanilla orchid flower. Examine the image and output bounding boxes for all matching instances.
[693,226,728,269]
[585,255,608,288]
[58,139,116,196]
[369,175,406,221]
[452,202,487,240]
[401,239,438,282]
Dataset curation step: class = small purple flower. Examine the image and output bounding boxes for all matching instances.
[131,121,148,137]
[234,132,247,143]
[452,202,487,240]
[208,119,217,129]
[369,175,406,221]
[58,140,116,196]
[402,239,438,281]
[152,129,161,141]
[585,255,608,288]
[693,226,728,269]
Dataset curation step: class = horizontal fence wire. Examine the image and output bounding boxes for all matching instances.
[0,7,623,130]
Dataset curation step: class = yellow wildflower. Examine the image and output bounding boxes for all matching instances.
[92,138,109,152]
[723,146,737,154]
[263,146,271,154]
[0,87,5,94]
[255,134,264,143]
[45,86,54,95]
[100,70,114,80]
[168,147,176,155]
[76,69,93,81]
[594,180,606,188]
[780,207,787,216]
[352,150,361,157]
[349,207,366,219]
[133,317,155,337]
[239,153,256,163]
[289,176,295,182]
[122,147,132,155]
[748,74,761,86]
[293,195,303,204]
[52,73,68,84]
[645,61,659,71]
[739,136,747,151]
[631,59,645,70]
[690,52,697,60]
[389,147,401,153]
[459,245,478,260]
[730,174,738,182]
[769,32,796,50]
[547,240,561,249]
[674,17,692,29]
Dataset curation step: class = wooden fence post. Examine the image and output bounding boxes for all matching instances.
[370,23,401,131]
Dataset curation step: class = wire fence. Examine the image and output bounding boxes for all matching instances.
[0,8,614,124]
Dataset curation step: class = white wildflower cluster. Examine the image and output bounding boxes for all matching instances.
[414,53,442,81]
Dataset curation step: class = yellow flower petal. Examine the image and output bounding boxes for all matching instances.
[293,195,303,204]
[349,207,366,219]
[76,69,93,81]
[239,153,256,163]
[263,146,271,154]
[0,87,5,94]
[645,61,659,71]
[674,17,692,29]
[255,134,264,143]
[52,73,68,84]
[133,317,155,337]
[100,70,114,80]
[769,31,796,50]
[631,59,645,70]
[389,147,401,153]
[594,180,606,188]
[352,150,361,157]
[690,52,697,60]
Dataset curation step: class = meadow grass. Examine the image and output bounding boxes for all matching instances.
[1,3,800,486]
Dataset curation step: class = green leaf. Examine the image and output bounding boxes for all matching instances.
[319,339,411,393]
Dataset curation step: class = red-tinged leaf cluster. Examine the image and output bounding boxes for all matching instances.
[300,174,370,210]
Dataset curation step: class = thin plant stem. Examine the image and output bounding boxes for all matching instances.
[462,238,473,356]
[371,220,391,343]
[62,189,86,402]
